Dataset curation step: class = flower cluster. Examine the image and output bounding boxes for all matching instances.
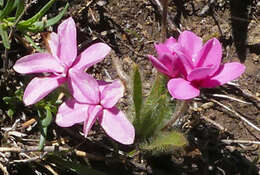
[13,17,135,145]
[148,31,245,100]
[13,18,246,145]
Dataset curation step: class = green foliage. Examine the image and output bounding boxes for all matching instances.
[0,0,68,49]
[131,67,188,155]
[46,155,106,175]
[132,63,143,123]
[38,107,52,150]
[133,72,175,140]
[3,88,24,118]
[140,131,187,155]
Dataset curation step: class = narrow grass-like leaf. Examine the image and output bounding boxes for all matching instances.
[38,108,52,150]
[140,131,187,155]
[39,126,47,150]
[26,2,68,32]
[15,0,24,19]
[18,0,55,27]
[40,107,52,127]
[0,0,15,20]
[132,63,143,124]
[0,24,10,49]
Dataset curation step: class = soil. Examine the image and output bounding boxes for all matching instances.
[0,0,260,174]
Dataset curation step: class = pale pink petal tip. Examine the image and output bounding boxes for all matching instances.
[73,42,111,71]
[100,107,135,145]
[23,76,66,106]
[13,53,64,74]
[167,78,200,100]
[58,17,77,67]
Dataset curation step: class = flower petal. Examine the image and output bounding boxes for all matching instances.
[68,68,100,104]
[148,55,171,76]
[45,32,59,57]
[167,78,200,100]
[57,17,77,67]
[23,75,66,106]
[99,107,135,144]
[56,99,88,127]
[100,79,124,109]
[187,66,216,81]
[83,105,102,137]
[13,53,64,74]
[73,43,111,71]
[164,36,178,53]
[154,37,177,57]
[196,38,222,74]
[200,62,246,88]
[178,31,203,64]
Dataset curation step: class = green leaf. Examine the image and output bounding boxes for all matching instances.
[39,126,47,150]
[40,107,52,127]
[38,108,52,150]
[0,24,10,49]
[18,0,56,27]
[132,63,143,124]
[15,0,24,19]
[134,74,175,140]
[47,155,106,175]
[25,2,68,32]
[140,131,187,154]
[0,0,15,20]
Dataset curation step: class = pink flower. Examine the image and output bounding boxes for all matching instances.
[13,17,111,105]
[149,31,246,100]
[55,79,135,145]
[147,37,180,77]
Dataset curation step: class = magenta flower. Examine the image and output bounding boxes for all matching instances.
[55,79,135,145]
[149,31,246,100]
[13,17,111,105]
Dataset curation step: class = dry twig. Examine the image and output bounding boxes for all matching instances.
[221,139,260,145]
[210,99,260,133]
[0,162,9,175]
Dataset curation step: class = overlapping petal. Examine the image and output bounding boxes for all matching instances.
[187,66,216,82]
[167,78,200,100]
[83,105,102,137]
[13,53,64,74]
[99,107,135,144]
[56,99,88,127]
[148,55,172,76]
[100,80,124,109]
[73,43,111,71]
[196,38,222,74]
[68,68,100,104]
[23,75,66,106]
[200,62,246,88]
[178,31,203,64]
[57,17,77,67]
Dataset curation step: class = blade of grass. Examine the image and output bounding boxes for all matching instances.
[0,0,15,20]
[26,2,69,32]
[18,0,56,27]
[132,63,143,125]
